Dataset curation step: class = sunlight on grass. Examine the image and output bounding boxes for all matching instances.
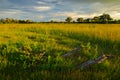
[0,24,120,80]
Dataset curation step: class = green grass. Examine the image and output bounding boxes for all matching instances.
[0,23,120,80]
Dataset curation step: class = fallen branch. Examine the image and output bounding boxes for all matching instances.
[31,50,46,66]
[75,54,113,69]
[62,47,81,58]
[32,50,46,59]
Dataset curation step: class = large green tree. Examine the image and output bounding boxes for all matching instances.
[99,13,113,23]
[65,17,72,22]
[92,16,99,23]
[0,18,5,23]
[77,17,84,23]
[5,18,12,23]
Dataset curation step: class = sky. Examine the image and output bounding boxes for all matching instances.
[0,0,120,21]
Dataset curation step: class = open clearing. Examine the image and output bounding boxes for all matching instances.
[0,24,120,80]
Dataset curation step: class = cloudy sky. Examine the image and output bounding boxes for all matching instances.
[0,0,120,21]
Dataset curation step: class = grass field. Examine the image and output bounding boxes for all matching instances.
[0,24,120,80]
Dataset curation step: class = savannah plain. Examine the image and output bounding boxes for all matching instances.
[0,23,120,80]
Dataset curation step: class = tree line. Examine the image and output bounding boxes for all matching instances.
[0,18,33,24]
[65,13,120,24]
[0,13,120,24]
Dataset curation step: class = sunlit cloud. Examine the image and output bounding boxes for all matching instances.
[37,1,46,5]
[33,6,52,11]
[110,12,120,19]
[53,12,101,19]
[37,15,45,19]
[0,9,24,14]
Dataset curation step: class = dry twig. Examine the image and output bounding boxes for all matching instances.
[62,47,81,58]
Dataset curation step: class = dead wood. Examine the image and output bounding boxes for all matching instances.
[75,54,113,69]
[31,50,46,66]
[32,50,46,58]
[62,47,81,58]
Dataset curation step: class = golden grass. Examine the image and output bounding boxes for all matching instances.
[0,24,120,43]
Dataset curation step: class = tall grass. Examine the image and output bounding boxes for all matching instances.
[0,23,120,80]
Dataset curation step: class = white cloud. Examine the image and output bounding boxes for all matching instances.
[110,11,120,19]
[0,9,24,15]
[54,12,99,19]
[0,11,17,14]
[37,1,46,4]
[33,6,52,11]
[50,18,62,21]
[37,15,45,19]
[54,12,78,17]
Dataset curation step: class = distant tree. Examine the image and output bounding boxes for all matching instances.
[99,13,113,23]
[0,18,5,23]
[77,18,84,23]
[117,19,120,24]
[50,20,58,23]
[5,18,12,23]
[85,18,92,23]
[65,17,72,22]
[92,16,99,23]
[50,20,54,23]
[26,19,32,23]
[19,20,26,23]
[13,19,19,23]
[73,20,76,23]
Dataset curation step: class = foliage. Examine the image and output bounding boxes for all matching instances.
[77,17,84,23]
[99,13,113,23]
[0,13,120,24]
[65,17,73,22]
[0,18,33,24]
[0,24,120,80]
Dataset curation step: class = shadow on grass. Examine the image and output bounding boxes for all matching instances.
[49,29,120,55]
[0,30,120,80]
